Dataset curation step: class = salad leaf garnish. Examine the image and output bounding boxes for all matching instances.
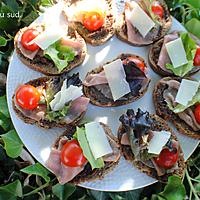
[76,127,104,170]
[167,88,200,113]
[123,61,148,96]
[45,104,70,122]
[45,73,81,106]
[166,33,197,77]
[120,109,153,138]
[119,109,154,159]
[44,41,75,73]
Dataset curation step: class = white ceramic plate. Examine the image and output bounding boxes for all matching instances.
[7,3,200,192]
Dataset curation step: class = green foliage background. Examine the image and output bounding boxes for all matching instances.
[0,0,200,199]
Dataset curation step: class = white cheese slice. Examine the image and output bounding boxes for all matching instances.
[165,38,188,68]
[148,131,171,155]
[31,2,68,50]
[42,2,67,28]
[32,26,66,50]
[103,59,131,101]
[175,79,200,106]
[85,122,113,160]
[127,1,155,37]
[50,80,83,111]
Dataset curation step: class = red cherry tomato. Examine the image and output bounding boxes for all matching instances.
[83,11,104,31]
[152,2,164,19]
[154,148,178,169]
[21,29,40,51]
[123,57,146,72]
[194,104,200,124]
[16,85,40,110]
[194,47,200,66]
[60,140,87,167]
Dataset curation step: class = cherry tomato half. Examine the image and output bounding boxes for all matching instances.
[21,28,40,51]
[60,140,87,167]
[16,85,40,110]
[83,11,104,31]
[194,104,200,124]
[152,2,164,19]
[194,47,200,66]
[123,56,146,72]
[154,148,178,169]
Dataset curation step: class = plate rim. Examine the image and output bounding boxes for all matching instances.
[6,16,200,192]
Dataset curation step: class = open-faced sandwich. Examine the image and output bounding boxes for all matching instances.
[14,21,86,75]
[46,121,120,184]
[116,0,172,46]
[12,73,90,128]
[64,0,115,45]
[118,109,185,182]
[83,53,151,107]
[149,32,200,77]
[154,77,200,139]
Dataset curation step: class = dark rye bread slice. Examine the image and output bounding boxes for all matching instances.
[83,53,150,107]
[153,77,200,139]
[116,0,172,46]
[118,114,185,182]
[64,0,115,46]
[12,76,85,129]
[149,35,200,76]
[54,123,120,184]
[14,25,87,75]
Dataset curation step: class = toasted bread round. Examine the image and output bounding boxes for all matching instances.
[149,35,200,77]
[14,25,87,75]
[12,76,86,129]
[153,77,200,139]
[115,0,172,46]
[53,123,120,184]
[118,114,185,182]
[64,0,115,46]
[83,53,150,107]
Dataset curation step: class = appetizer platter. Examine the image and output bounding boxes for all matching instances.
[7,1,200,191]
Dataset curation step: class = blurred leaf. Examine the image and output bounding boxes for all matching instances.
[0,145,16,184]
[0,112,11,131]
[40,0,54,7]
[68,187,91,200]
[194,173,200,181]
[22,11,39,25]
[0,180,22,198]
[194,183,200,193]
[52,183,76,200]
[185,18,200,39]
[89,190,110,200]
[2,0,20,12]
[1,130,23,158]
[147,194,165,200]
[0,4,19,31]
[0,36,7,47]
[181,0,200,8]
[159,176,186,200]
[21,163,50,182]
[0,95,10,118]
[109,189,142,200]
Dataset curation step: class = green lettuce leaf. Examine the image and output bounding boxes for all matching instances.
[168,88,200,113]
[45,104,70,122]
[44,41,75,73]
[166,33,197,77]
[76,127,104,170]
